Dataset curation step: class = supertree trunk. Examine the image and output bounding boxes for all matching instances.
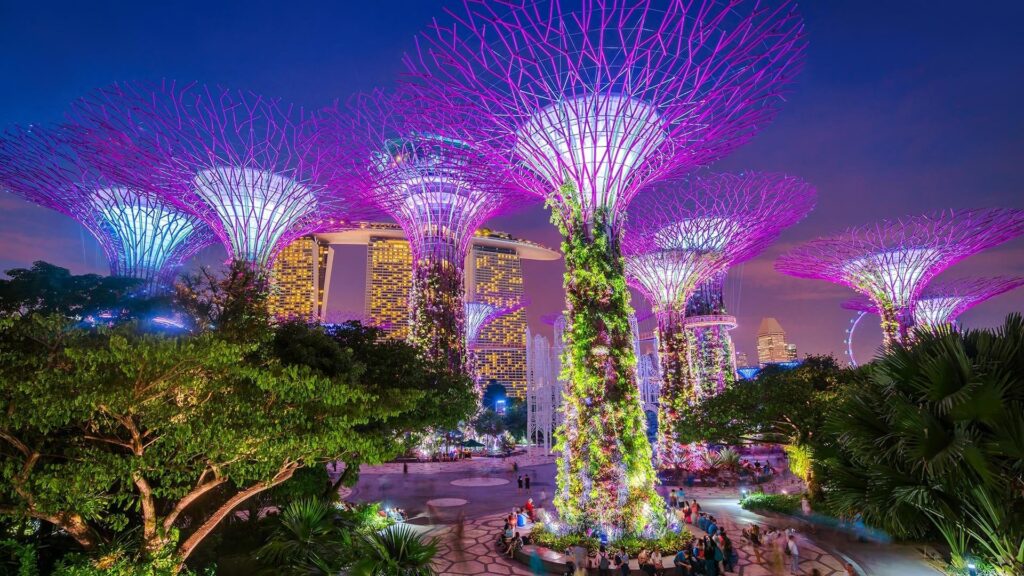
[690,325,737,397]
[654,307,695,465]
[409,258,466,374]
[553,198,661,536]
[878,305,903,349]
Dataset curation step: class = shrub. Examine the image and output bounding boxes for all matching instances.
[530,524,690,557]
[739,493,802,515]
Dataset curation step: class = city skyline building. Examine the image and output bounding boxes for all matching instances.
[757,317,798,365]
[267,236,329,321]
[310,223,558,397]
[320,89,529,374]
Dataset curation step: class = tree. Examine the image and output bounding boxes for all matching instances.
[472,409,506,439]
[0,266,475,573]
[0,261,146,318]
[173,261,270,340]
[824,315,1024,574]
[676,355,857,497]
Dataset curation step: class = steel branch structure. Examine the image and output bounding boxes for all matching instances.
[0,125,210,292]
[320,89,528,374]
[406,0,806,229]
[842,276,1024,331]
[404,0,806,533]
[625,172,814,463]
[70,82,368,268]
[777,209,1024,348]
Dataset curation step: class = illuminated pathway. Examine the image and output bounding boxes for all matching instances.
[342,454,941,575]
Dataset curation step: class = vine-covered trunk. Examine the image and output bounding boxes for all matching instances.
[655,307,694,466]
[409,257,466,374]
[878,305,902,349]
[690,324,736,397]
[553,203,661,535]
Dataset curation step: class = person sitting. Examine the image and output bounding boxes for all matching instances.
[524,497,537,521]
[516,508,528,527]
[673,546,692,576]
[706,516,719,537]
[506,531,524,558]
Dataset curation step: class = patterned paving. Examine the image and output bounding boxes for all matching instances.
[428,508,851,575]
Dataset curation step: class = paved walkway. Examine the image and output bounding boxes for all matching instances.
[344,456,941,576]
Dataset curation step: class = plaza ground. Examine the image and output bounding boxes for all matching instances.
[340,451,942,576]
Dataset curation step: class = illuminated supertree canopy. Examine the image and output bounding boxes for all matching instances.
[404,0,806,533]
[320,89,528,374]
[70,82,369,268]
[625,172,814,461]
[777,209,1024,348]
[0,124,210,292]
[842,276,1024,331]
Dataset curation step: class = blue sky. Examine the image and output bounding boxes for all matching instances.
[2,0,1023,362]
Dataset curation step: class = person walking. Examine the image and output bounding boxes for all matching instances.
[530,548,546,575]
[525,473,532,491]
[669,488,678,509]
[518,474,524,491]
[786,534,799,574]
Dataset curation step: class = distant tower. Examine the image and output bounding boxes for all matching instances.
[757,317,796,365]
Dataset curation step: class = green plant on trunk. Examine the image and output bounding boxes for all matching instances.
[549,180,661,535]
[408,259,466,375]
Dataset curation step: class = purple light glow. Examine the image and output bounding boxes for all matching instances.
[69,82,374,267]
[777,209,1024,347]
[404,0,807,227]
[842,276,1024,330]
[0,124,211,292]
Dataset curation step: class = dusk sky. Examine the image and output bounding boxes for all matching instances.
[2,1,1023,364]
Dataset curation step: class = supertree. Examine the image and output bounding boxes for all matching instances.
[842,276,1024,332]
[777,209,1024,348]
[0,124,210,292]
[68,82,368,269]
[624,172,814,461]
[319,90,528,374]
[465,298,526,394]
[403,0,806,533]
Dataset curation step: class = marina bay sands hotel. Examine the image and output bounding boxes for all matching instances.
[267,222,559,396]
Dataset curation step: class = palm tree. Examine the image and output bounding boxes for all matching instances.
[824,314,1024,574]
[255,498,346,575]
[352,524,439,576]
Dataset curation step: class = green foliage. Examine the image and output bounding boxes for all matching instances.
[549,182,660,534]
[739,493,802,515]
[472,409,506,438]
[784,444,814,485]
[0,538,38,576]
[531,524,690,557]
[52,541,207,576]
[529,524,600,554]
[255,498,345,575]
[173,260,271,340]
[0,264,474,573]
[707,447,741,472]
[823,315,1024,574]
[0,261,150,318]
[408,259,466,375]
[351,524,439,576]
[677,355,857,498]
